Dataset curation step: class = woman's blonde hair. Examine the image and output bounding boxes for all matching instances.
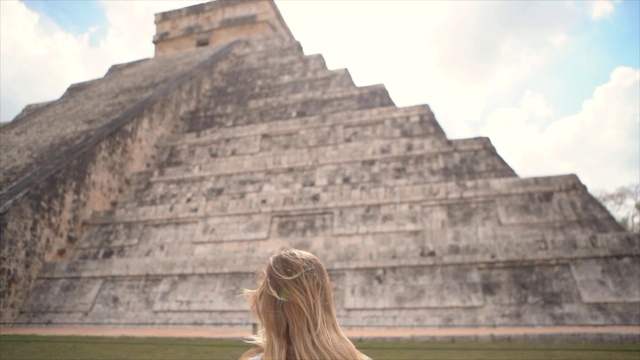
[240,249,368,360]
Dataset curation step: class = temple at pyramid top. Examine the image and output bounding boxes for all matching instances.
[153,0,294,56]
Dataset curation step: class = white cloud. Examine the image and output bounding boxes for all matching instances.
[0,0,204,122]
[481,66,640,192]
[99,1,205,63]
[1,1,96,121]
[550,33,569,48]
[276,1,586,138]
[591,0,616,20]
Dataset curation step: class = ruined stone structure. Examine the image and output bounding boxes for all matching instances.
[1,0,638,329]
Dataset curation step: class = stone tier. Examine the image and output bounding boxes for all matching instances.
[18,242,639,326]
[35,233,640,278]
[186,84,394,132]
[77,175,626,267]
[114,170,562,221]
[216,53,330,85]
[206,69,355,104]
[126,148,514,208]
[164,105,438,146]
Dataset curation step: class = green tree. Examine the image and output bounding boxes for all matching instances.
[595,184,639,233]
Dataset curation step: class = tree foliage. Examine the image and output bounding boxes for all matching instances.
[596,184,640,233]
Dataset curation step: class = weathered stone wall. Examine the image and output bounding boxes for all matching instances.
[11,36,639,328]
[0,42,242,324]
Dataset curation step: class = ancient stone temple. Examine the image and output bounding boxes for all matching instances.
[1,0,638,329]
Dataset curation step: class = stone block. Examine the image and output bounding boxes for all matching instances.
[163,135,260,166]
[497,191,567,224]
[344,266,483,309]
[214,55,328,92]
[153,274,254,311]
[89,278,162,319]
[118,192,206,219]
[571,257,640,303]
[175,105,431,146]
[480,265,581,306]
[322,231,427,263]
[333,204,422,235]
[132,222,197,258]
[193,214,270,242]
[134,179,206,206]
[79,223,143,249]
[21,278,103,313]
[271,212,333,238]
[260,126,341,152]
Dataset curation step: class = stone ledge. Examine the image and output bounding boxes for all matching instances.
[152,137,464,182]
[95,175,584,223]
[231,38,300,57]
[121,159,512,211]
[228,41,303,66]
[162,104,426,146]
[216,53,328,81]
[38,246,638,279]
[205,83,389,116]
[155,122,455,170]
[219,50,313,75]
[201,68,354,105]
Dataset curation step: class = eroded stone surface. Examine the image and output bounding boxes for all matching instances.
[21,279,103,313]
[154,274,255,311]
[571,258,640,303]
[345,266,484,309]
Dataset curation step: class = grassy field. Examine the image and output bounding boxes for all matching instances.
[0,335,638,360]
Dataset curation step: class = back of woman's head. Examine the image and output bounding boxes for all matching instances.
[241,249,367,360]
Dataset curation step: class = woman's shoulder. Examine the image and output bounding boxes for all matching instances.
[359,351,372,360]
[248,353,263,360]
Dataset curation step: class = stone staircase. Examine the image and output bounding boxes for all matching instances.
[17,38,639,328]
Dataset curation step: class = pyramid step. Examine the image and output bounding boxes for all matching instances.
[153,138,511,188]
[230,41,304,66]
[73,218,634,263]
[203,68,355,104]
[107,175,611,229]
[155,136,469,180]
[127,145,516,209]
[185,84,393,132]
[232,41,304,60]
[46,233,640,279]
[16,307,252,327]
[223,50,308,74]
[19,249,639,326]
[217,53,329,83]
[205,83,389,115]
[160,106,448,167]
[233,37,301,57]
[168,105,421,145]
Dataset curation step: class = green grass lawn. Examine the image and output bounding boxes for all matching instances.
[0,335,638,360]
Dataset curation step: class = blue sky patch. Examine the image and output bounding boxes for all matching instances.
[600,0,640,69]
[534,1,640,119]
[21,0,108,47]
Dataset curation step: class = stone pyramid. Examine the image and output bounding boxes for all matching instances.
[1,0,638,328]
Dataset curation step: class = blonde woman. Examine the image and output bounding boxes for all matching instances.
[240,249,370,360]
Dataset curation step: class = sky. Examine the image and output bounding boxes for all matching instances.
[0,0,638,199]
